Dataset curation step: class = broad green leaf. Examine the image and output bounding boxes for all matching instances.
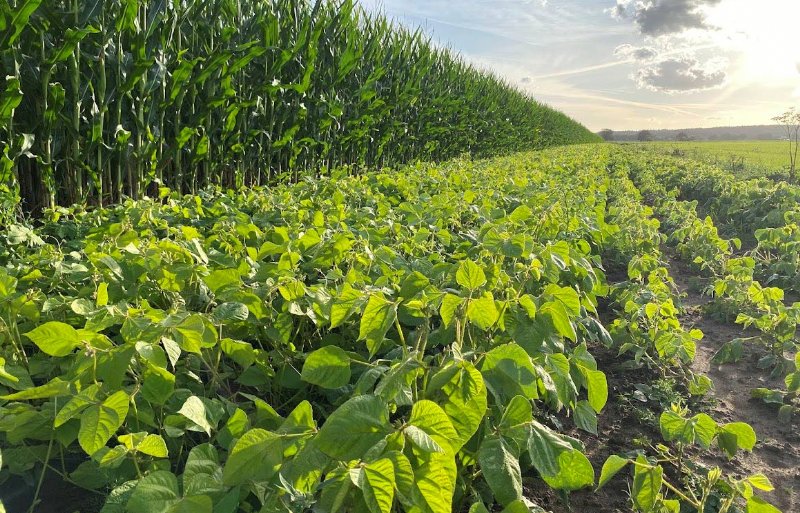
[480,343,538,404]
[598,455,629,489]
[316,395,392,461]
[1,377,71,400]
[408,400,458,454]
[746,496,781,513]
[543,284,581,316]
[721,422,757,452]
[527,420,575,479]
[222,429,281,485]
[126,471,180,513]
[330,284,363,329]
[362,458,395,513]
[632,455,662,511]
[499,395,532,432]
[403,425,443,453]
[541,448,594,491]
[456,260,486,290]
[359,294,397,353]
[118,432,168,458]
[178,396,213,436]
[439,293,463,328]
[183,444,224,496]
[54,384,101,426]
[24,322,82,357]
[467,294,499,330]
[399,271,430,299]
[747,474,774,492]
[478,436,522,506]
[79,391,130,456]
[301,346,351,389]
[573,400,597,434]
[429,361,487,450]
[539,301,576,341]
[584,369,608,413]
[211,302,249,323]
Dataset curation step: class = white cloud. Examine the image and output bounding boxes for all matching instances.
[635,55,727,92]
[614,44,657,61]
[612,0,722,36]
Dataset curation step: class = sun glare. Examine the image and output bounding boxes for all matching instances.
[706,0,800,81]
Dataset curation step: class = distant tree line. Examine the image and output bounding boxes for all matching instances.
[598,125,787,142]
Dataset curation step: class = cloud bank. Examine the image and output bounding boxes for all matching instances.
[635,56,726,92]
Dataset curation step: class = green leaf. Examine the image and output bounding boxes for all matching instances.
[480,343,538,404]
[0,377,71,400]
[211,302,249,323]
[1,0,43,48]
[178,396,213,436]
[301,346,351,389]
[316,395,392,461]
[24,321,82,357]
[53,384,100,427]
[456,260,486,290]
[141,363,175,405]
[584,369,608,413]
[598,455,629,489]
[439,293,463,328]
[362,458,396,513]
[403,425,443,453]
[574,400,597,434]
[746,496,781,513]
[183,444,223,496]
[467,294,499,330]
[478,436,522,506]
[746,474,774,492]
[541,448,594,491]
[359,294,397,353]
[527,421,574,479]
[79,390,129,456]
[399,271,430,299]
[543,284,581,316]
[693,413,718,448]
[429,361,487,450]
[498,395,532,432]
[118,432,169,458]
[408,400,458,454]
[632,455,662,511]
[722,422,757,451]
[539,301,576,341]
[127,471,180,513]
[222,429,282,485]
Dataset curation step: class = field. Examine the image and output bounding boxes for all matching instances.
[1,144,798,513]
[633,141,793,179]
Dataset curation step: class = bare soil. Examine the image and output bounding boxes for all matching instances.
[528,254,799,512]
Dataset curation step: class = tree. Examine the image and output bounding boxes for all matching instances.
[772,108,800,183]
[598,129,615,141]
[675,131,692,141]
[637,130,654,142]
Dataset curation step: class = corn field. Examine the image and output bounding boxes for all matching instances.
[0,0,599,213]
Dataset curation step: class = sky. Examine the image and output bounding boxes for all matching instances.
[356,0,800,131]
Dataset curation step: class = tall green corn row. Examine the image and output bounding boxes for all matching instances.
[0,0,599,213]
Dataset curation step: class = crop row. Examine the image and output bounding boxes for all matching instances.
[0,145,782,512]
[0,0,598,214]
[617,147,800,424]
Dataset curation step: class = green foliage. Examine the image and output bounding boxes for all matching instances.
[0,145,784,513]
[0,0,598,213]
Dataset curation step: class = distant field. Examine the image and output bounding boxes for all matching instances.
[629,140,792,179]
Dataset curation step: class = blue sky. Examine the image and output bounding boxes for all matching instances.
[357,0,800,131]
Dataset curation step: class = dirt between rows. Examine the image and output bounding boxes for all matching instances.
[670,255,799,512]
[528,255,798,512]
